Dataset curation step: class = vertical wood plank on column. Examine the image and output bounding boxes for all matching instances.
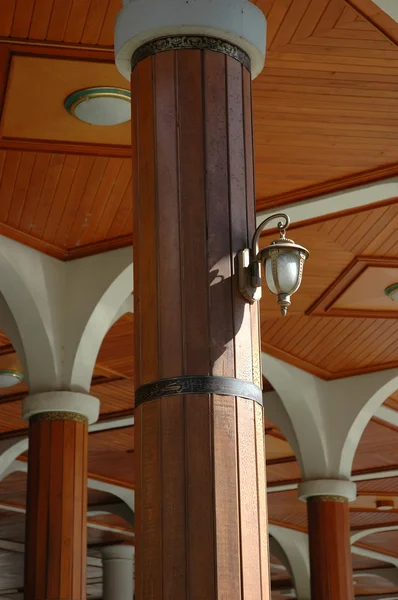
[131,65,141,390]
[178,49,214,599]
[25,419,42,599]
[308,499,354,600]
[227,57,252,385]
[79,420,88,600]
[154,49,187,598]
[60,420,75,597]
[47,420,64,599]
[204,49,241,599]
[141,400,162,600]
[134,406,143,599]
[136,56,159,386]
[213,395,241,598]
[237,399,262,598]
[255,403,271,599]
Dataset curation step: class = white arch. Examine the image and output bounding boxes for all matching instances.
[269,524,311,600]
[262,353,398,481]
[68,249,133,391]
[0,237,59,392]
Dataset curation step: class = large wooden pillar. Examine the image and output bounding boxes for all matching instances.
[307,497,354,600]
[130,40,270,600]
[23,392,99,600]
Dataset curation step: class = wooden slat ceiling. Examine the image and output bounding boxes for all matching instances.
[260,201,398,377]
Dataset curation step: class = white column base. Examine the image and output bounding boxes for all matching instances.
[298,479,357,503]
[22,391,100,424]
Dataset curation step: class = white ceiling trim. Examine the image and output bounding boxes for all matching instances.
[256,178,398,229]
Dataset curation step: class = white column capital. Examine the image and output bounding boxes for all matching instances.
[22,391,100,424]
[115,0,267,80]
[298,479,357,503]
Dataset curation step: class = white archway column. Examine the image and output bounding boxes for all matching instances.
[23,392,99,600]
[102,545,135,600]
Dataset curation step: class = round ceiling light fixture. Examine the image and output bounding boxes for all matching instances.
[385,283,398,302]
[376,499,394,511]
[65,87,131,126]
[0,370,24,388]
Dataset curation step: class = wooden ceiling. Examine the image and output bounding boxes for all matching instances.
[0,0,397,597]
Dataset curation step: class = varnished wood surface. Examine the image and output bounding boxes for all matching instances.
[25,418,88,600]
[307,498,354,600]
[132,49,269,599]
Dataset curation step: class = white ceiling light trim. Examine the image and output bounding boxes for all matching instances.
[65,87,131,126]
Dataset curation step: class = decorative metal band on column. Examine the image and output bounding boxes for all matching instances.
[308,495,348,504]
[131,35,251,71]
[30,412,88,424]
[135,375,263,408]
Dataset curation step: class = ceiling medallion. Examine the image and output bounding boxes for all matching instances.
[385,283,398,302]
[0,370,24,388]
[64,87,131,126]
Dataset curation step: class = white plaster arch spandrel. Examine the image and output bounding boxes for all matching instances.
[0,236,59,392]
[67,248,133,392]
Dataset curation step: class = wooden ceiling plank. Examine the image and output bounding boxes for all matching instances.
[80,0,110,46]
[106,180,133,240]
[18,152,51,234]
[65,156,109,249]
[292,0,331,42]
[29,153,65,239]
[10,0,35,39]
[271,0,313,48]
[327,319,392,371]
[357,322,398,367]
[74,157,124,248]
[63,0,92,44]
[0,1,16,38]
[46,0,74,43]
[50,155,96,248]
[265,0,295,48]
[91,160,132,244]
[97,0,122,47]
[6,152,36,230]
[0,151,21,224]
[41,154,80,244]
[28,0,54,40]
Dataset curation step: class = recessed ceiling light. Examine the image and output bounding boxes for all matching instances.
[65,87,131,126]
[0,370,24,388]
[385,283,398,302]
[376,499,394,511]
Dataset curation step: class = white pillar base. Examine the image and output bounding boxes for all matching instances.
[298,479,357,503]
[22,391,100,424]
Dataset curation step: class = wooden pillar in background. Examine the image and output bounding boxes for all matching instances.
[23,392,99,600]
[307,496,354,600]
[130,40,270,599]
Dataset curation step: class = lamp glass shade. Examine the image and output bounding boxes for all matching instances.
[265,249,302,296]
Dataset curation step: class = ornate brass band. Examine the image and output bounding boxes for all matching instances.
[135,375,263,408]
[31,412,88,424]
[132,35,251,71]
[308,495,348,504]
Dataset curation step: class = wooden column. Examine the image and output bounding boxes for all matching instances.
[24,414,89,600]
[131,39,269,600]
[307,496,354,600]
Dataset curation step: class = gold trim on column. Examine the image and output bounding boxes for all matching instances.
[132,35,251,71]
[31,412,88,424]
[308,495,348,504]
